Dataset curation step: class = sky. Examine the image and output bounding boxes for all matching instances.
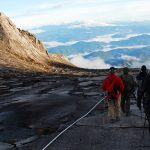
[1,0,150,29]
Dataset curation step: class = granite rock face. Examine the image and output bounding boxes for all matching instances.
[0,12,72,72]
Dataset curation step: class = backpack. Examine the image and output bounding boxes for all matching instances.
[121,74,134,93]
[107,79,119,99]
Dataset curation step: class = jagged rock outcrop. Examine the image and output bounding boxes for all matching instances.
[0,12,72,72]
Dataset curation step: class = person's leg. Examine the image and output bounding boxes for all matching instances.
[121,95,126,113]
[144,96,150,133]
[137,90,142,110]
[107,100,115,121]
[126,95,130,116]
[147,112,150,133]
[145,109,150,133]
[115,95,121,120]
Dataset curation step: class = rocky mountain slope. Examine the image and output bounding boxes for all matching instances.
[0,12,73,73]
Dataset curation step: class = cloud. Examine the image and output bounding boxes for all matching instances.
[85,33,145,44]
[131,60,150,69]
[44,41,78,48]
[119,55,150,69]
[69,55,110,69]
[32,2,68,10]
[102,45,149,52]
[29,29,45,34]
[85,33,119,43]
[69,54,150,69]
[8,0,150,29]
[69,21,119,28]
[121,55,140,61]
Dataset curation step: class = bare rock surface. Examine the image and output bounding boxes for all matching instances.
[24,99,149,150]
[0,70,106,149]
[0,69,146,150]
[0,142,14,150]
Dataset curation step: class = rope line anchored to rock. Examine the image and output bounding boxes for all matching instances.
[42,96,106,150]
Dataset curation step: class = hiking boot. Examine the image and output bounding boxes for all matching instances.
[109,119,116,123]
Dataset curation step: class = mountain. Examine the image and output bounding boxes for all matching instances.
[35,24,118,42]
[47,33,150,66]
[31,21,150,68]
[110,34,150,48]
[84,46,150,66]
[48,41,104,56]
[34,21,150,43]
[0,13,72,72]
[47,34,150,57]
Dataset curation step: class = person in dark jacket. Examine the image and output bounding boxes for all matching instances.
[120,67,135,116]
[102,67,124,123]
[136,65,148,110]
[143,72,150,132]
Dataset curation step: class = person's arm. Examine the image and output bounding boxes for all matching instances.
[136,72,141,80]
[117,77,124,93]
[143,73,150,93]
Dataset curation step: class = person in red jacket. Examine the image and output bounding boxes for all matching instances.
[102,67,124,123]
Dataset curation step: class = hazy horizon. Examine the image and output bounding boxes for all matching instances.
[1,0,150,29]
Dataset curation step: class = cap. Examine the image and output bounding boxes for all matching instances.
[123,67,129,74]
[109,67,116,71]
[141,65,147,71]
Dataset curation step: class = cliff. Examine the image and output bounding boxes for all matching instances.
[0,12,73,72]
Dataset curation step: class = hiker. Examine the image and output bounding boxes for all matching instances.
[120,67,135,116]
[136,65,148,110]
[102,67,124,123]
[143,72,150,132]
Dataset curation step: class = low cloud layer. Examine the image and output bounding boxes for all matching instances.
[131,60,150,69]
[44,41,78,48]
[69,22,118,28]
[69,54,150,70]
[121,55,150,69]
[29,29,45,34]
[70,55,110,69]
[121,55,140,61]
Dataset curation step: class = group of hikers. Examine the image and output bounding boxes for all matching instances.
[101,65,150,131]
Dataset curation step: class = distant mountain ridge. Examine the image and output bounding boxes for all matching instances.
[0,13,73,72]
[110,34,150,48]
[48,41,104,56]
[47,33,150,67]
[47,34,150,56]
[30,21,150,68]
[84,46,150,66]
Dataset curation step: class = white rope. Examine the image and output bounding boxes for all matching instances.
[42,96,106,150]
